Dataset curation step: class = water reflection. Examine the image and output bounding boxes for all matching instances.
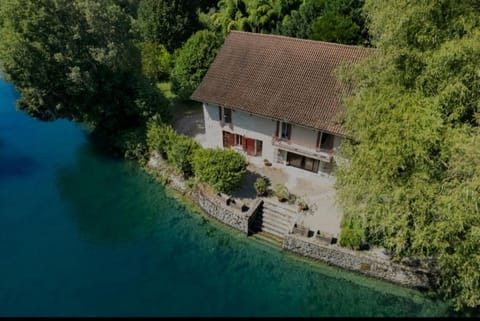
[56,143,160,243]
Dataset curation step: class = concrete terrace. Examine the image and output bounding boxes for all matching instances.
[174,104,343,237]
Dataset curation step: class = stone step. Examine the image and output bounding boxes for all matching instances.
[255,215,291,233]
[261,208,296,224]
[252,217,289,235]
[262,200,298,217]
[254,220,288,238]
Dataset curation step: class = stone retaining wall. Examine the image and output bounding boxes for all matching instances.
[148,155,261,235]
[283,234,433,289]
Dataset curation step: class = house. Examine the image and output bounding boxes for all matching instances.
[191,31,371,176]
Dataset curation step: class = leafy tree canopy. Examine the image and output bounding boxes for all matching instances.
[336,0,480,310]
[171,30,222,100]
[0,0,168,136]
[137,0,200,52]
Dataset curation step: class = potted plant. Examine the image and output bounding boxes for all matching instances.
[297,197,309,211]
[254,177,268,196]
[273,184,289,202]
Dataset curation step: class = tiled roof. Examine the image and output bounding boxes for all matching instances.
[191,31,373,136]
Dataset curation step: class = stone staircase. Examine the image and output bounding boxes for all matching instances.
[250,199,298,239]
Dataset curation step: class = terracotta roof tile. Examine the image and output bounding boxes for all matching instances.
[191,31,373,136]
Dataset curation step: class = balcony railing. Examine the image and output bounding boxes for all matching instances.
[272,136,333,162]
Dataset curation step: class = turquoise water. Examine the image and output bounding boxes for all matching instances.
[0,79,453,316]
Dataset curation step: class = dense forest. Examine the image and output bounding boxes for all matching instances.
[0,0,478,312]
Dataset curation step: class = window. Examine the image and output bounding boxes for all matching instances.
[255,140,263,156]
[234,134,243,146]
[281,122,291,139]
[320,132,334,150]
[224,108,232,124]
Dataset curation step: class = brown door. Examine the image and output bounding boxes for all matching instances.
[245,138,255,156]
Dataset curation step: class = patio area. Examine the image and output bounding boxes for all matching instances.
[232,157,343,237]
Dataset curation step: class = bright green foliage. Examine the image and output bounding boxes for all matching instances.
[339,217,364,249]
[192,148,247,194]
[0,0,167,137]
[254,177,268,196]
[139,42,172,81]
[146,120,177,157]
[171,30,222,100]
[168,134,201,177]
[336,0,480,310]
[273,183,289,201]
[146,120,200,176]
[202,0,302,36]
[137,0,199,52]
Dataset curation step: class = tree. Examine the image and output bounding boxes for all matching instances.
[139,42,172,81]
[335,0,480,310]
[308,0,366,45]
[171,30,222,100]
[0,0,168,138]
[192,148,247,194]
[278,0,326,39]
[137,0,200,52]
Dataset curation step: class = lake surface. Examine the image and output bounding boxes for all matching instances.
[0,79,454,316]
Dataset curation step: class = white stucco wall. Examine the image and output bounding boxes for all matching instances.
[290,124,318,149]
[203,102,345,175]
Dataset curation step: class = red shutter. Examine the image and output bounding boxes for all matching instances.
[275,121,279,137]
[287,124,292,141]
[229,132,235,147]
[242,136,247,151]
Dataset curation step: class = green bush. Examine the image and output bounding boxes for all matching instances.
[146,120,176,157]
[140,42,172,81]
[273,184,290,202]
[171,30,222,100]
[168,134,200,177]
[339,217,364,250]
[254,177,268,196]
[192,148,247,194]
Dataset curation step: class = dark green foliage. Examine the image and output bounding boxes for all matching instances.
[278,0,325,39]
[336,0,480,309]
[137,0,200,52]
[309,12,361,44]
[192,148,247,194]
[0,0,168,140]
[308,0,366,45]
[171,30,222,100]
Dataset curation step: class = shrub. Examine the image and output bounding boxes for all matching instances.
[146,120,176,158]
[254,177,268,196]
[140,42,172,81]
[273,184,289,202]
[339,217,364,250]
[168,134,200,177]
[297,197,309,211]
[171,30,222,100]
[192,148,247,194]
